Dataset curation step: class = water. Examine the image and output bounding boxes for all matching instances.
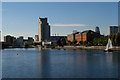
[2,48,119,78]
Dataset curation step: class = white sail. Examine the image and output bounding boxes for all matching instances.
[105,39,112,50]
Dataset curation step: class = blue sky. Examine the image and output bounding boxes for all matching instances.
[2,2,118,40]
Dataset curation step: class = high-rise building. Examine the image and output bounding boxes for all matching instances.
[95,26,100,34]
[38,17,50,42]
[110,26,118,35]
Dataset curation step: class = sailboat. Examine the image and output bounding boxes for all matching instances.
[104,38,113,52]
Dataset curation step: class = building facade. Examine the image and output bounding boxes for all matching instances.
[15,36,24,47]
[50,36,67,42]
[67,30,101,43]
[67,34,75,42]
[28,37,34,43]
[95,26,100,34]
[38,17,50,42]
[35,35,39,41]
[4,35,16,46]
[75,32,82,43]
[110,26,118,35]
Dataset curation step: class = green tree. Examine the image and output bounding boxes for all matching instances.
[115,33,120,46]
[72,40,77,45]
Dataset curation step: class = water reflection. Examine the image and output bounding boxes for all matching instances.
[2,48,119,78]
[37,49,118,78]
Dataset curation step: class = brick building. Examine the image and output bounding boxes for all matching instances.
[67,34,75,42]
[67,30,101,43]
[75,32,82,42]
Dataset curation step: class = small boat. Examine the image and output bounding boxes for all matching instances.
[104,38,113,52]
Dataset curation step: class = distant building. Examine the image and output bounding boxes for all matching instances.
[23,37,34,46]
[50,36,67,42]
[81,30,101,42]
[4,35,16,46]
[110,26,118,35]
[15,36,24,47]
[67,34,76,42]
[28,37,34,43]
[95,26,100,34]
[38,17,50,42]
[35,35,39,41]
[67,32,79,42]
[75,32,82,43]
[118,26,120,33]
[67,30,102,43]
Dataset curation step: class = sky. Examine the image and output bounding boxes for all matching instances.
[1,2,118,40]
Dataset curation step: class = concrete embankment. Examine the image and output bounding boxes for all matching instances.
[55,46,120,51]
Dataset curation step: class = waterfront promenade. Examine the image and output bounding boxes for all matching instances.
[55,46,120,51]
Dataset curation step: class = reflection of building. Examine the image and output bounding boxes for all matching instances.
[35,35,39,41]
[4,35,16,46]
[38,17,50,42]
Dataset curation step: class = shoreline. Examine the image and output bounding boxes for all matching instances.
[55,46,120,51]
[1,46,120,52]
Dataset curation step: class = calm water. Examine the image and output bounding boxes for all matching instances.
[2,48,119,78]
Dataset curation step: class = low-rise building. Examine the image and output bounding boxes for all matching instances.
[67,33,77,42]
[35,35,39,41]
[75,32,82,42]
[67,30,102,43]
[28,37,34,43]
[4,35,16,46]
[15,36,24,47]
[50,36,67,42]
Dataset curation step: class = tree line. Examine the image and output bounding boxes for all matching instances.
[57,33,120,46]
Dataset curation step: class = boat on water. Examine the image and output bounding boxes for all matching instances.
[104,38,113,52]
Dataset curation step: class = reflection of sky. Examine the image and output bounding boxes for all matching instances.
[2,49,119,78]
[37,49,118,78]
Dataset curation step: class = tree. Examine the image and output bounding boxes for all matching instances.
[115,33,120,46]
[57,38,61,46]
[72,40,77,45]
